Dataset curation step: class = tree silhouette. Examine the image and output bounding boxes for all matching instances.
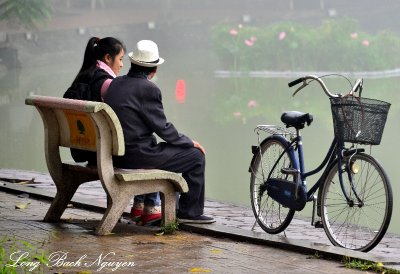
[0,0,52,29]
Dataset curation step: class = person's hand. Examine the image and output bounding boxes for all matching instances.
[193,140,206,155]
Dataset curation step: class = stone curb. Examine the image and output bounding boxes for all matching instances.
[181,223,375,262]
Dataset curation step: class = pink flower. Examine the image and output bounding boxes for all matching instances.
[362,40,370,46]
[250,36,257,42]
[233,112,242,118]
[350,32,358,39]
[230,29,238,36]
[245,39,254,46]
[247,100,258,108]
[278,31,286,40]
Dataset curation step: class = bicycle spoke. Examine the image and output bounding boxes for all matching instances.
[321,153,392,251]
[250,138,295,234]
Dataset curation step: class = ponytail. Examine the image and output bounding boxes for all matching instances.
[72,37,125,84]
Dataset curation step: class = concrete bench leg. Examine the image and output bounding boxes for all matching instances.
[44,184,79,222]
[160,186,178,226]
[44,170,98,222]
[95,195,131,235]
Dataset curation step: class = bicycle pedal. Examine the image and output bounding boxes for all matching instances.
[314,220,324,228]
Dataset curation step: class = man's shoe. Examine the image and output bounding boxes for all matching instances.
[177,215,215,224]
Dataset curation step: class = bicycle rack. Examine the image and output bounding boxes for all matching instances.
[255,125,295,137]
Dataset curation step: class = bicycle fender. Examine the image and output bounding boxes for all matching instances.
[248,135,298,172]
[316,149,370,208]
[316,147,366,202]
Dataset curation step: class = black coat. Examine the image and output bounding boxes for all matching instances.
[64,68,112,164]
[104,72,193,168]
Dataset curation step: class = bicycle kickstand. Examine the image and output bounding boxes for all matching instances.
[311,195,323,228]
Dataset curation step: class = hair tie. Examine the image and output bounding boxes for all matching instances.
[94,37,101,47]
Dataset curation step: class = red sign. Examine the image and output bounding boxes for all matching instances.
[175,79,186,103]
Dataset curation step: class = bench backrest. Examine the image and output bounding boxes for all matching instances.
[25,95,125,156]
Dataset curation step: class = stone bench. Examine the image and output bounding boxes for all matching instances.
[25,95,188,235]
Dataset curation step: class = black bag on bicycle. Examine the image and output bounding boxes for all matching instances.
[266,178,307,211]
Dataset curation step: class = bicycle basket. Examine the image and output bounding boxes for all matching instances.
[330,96,390,145]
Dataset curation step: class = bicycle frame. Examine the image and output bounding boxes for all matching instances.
[251,75,392,251]
[296,133,337,201]
[288,130,364,204]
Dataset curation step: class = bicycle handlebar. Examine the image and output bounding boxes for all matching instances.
[288,77,304,87]
[288,75,363,98]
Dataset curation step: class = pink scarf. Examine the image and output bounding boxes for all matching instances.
[97,60,115,99]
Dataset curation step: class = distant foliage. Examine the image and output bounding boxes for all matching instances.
[0,0,52,29]
[212,19,400,71]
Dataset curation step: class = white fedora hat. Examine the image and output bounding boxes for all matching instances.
[128,40,164,67]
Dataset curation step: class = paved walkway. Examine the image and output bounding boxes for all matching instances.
[1,191,368,274]
[0,168,399,273]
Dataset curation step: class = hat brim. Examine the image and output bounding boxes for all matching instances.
[129,52,164,67]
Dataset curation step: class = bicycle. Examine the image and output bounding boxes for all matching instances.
[249,74,393,252]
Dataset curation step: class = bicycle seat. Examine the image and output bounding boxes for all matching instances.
[281,111,313,129]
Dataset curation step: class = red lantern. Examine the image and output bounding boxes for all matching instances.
[175,79,186,103]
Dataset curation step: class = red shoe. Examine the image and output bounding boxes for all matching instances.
[141,206,162,225]
[130,202,144,221]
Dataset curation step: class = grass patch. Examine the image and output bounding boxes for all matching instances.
[342,256,400,274]
[0,235,48,274]
[158,220,180,235]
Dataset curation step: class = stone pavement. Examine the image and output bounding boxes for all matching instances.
[0,191,372,273]
[0,168,399,273]
[0,192,368,274]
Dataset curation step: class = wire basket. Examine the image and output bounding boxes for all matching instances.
[330,96,390,145]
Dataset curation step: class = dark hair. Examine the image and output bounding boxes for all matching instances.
[128,62,157,76]
[72,37,125,84]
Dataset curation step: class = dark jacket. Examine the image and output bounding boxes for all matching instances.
[104,71,193,168]
[64,68,113,165]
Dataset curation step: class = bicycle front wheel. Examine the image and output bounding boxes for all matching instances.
[250,137,296,234]
[320,153,393,252]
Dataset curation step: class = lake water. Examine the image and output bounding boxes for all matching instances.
[0,22,398,235]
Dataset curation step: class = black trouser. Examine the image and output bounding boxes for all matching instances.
[157,147,205,218]
[116,146,206,218]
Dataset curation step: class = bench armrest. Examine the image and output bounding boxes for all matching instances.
[115,169,189,193]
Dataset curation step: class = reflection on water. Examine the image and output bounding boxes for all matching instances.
[0,25,398,235]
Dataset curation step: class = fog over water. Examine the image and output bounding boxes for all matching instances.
[0,0,399,234]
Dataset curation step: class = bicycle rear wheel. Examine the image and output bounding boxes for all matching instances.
[250,137,295,234]
[320,153,393,251]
